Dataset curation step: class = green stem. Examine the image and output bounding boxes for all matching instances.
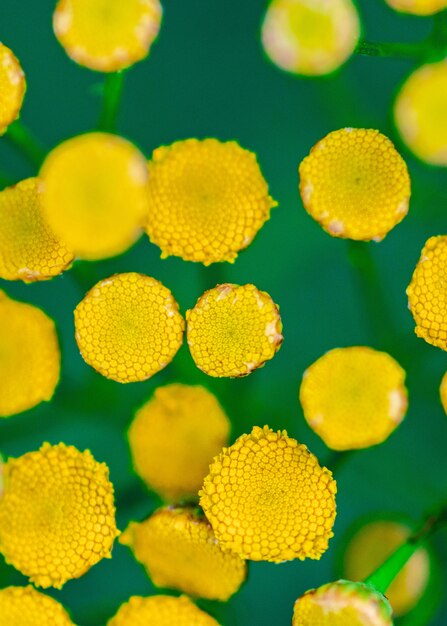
[5,120,46,169]
[98,72,126,132]
[355,40,428,60]
[199,262,228,292]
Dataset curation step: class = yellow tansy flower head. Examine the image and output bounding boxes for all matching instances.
[440,371,447,415]
[299,128,411,241]
[0,443,119,588]
[186,284,283,378]
[292,580,393,626]
[0,586,75,626]
[107,595,221,626]
[0,291,60,418]
[40,132,149,260]
[53,0,162,72]
[200,425,337,563]
[300,346,408,451]
[0,43,26,135]
[75,273,184,383]
[128,383,230,500]
[385,0,447,15]
[145,138,277,265]
[261,0,361,76]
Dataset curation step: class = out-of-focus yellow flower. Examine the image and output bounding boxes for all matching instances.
[186,284,283,378]
[121,506,246,600]
[385,0,447,15]
[0,291,60,418]
[40,133,149,260]
[0,178,74,282]
[440,371,447,415]
[0,586,75,626]
[53,0,162,72]
[394,61,447,166]
[200,425,336,562]
[300,346,408,451]
[0,43,26,135]
[299,128,410,240]
[261,0,361,76]
[0,443,119,588]
[128,383,229,500]
[145,138,277,265]
[107,595,221,626]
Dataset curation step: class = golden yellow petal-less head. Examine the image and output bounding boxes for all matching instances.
[186,284,283,378]
[53,0,162,72]
[440,371,447,415]
[107,595,221,626]
[128,384,230,500]
[300,346,408,451]
[0,43,26,135]
[40,132,149,260]
[385,0,447,15]
[75,273,184,383]
[0,586,75,626]
[0,291,60,418]
[299,128,411,240]
[145,138,277,265]
[200,425,337,562]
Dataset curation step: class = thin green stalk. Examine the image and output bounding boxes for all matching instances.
[98,71,126,132]
[5,120,46,169]
[199,262,228,292]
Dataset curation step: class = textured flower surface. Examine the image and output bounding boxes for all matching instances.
[186,284,283,377]
[0,443,119,588]
[200,425,336,562]
[0,586,75,626]
[299,128,410,240]
[385,0,447,15]
[40,132,149,260]
[145,138,277,264]
[0,42,25,135]
[128,384,229,500]
[75,273,184,383]
[300,346,408,451]
[121,506,246,600]
[261,0,360,76]
[107,595,221,626]
[53,0,162,72]
[0,291,60,417]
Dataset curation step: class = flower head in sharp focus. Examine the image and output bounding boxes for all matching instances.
[106,595,221,626]
[0,586,75,626]
[0,42,26,135]
[299,128,411,241]
[385,0,447,15]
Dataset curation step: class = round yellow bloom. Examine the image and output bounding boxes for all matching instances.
[0,291,60,418]
[53,0,162,72]
[0,586,75,626]
[395,61,447,166]
[75,273,184,383]
[121,507,246,600]
[200,425,337,562]
[186,284,283,378]
[0,43,26,135]
[40,132,149,260]
[128,383,230,500]
[385,0,447,15]
[299,128,411,241]
[0,443,119,588]
[145,138,277,265]
[300,347,408,451]
[440,371,447,415]
[107,595,221,626]
[261,0,361,77]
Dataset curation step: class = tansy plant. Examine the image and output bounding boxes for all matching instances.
[0,586,75,626]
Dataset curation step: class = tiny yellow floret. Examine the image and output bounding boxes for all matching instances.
[145,138,277,265]
[0,43,26,135]
[53,0,162,72]
[385,0,447,15]
[300,346,408,451]
[186,284,283,378]
[0,291,60,417]
[0,586,75,626]
[40,132,149,260]
[0,443,119,588]
[128,383,230,500]
[107,595,221,626]
[200,425,337,562]
[75,273,184,383]
[440,371,447,415]
[261,0,361,76]
[299,128,411,240]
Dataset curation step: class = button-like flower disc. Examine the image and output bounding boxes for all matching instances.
[107,595,221,626]
[145,138,277,265]
[0,178,74,282]
[299,128,411,240]
[0,586,75,626]
[0,443,119,588]
[440,372,447,415]
[394,61,447,166]
[0,43,26,135]
[0,291,60,418]
[200,425,337,562]
[385,0,447,14]
[121,507,246,600]
[186,284,283,378]
[128,384,230,500]
[40,133,149,260]
[75,273,184,383]
[300,347,408,451]
[261,0,361,76]
[53,0,162,72]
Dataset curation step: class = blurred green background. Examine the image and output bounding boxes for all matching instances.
[0,0,446,624]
